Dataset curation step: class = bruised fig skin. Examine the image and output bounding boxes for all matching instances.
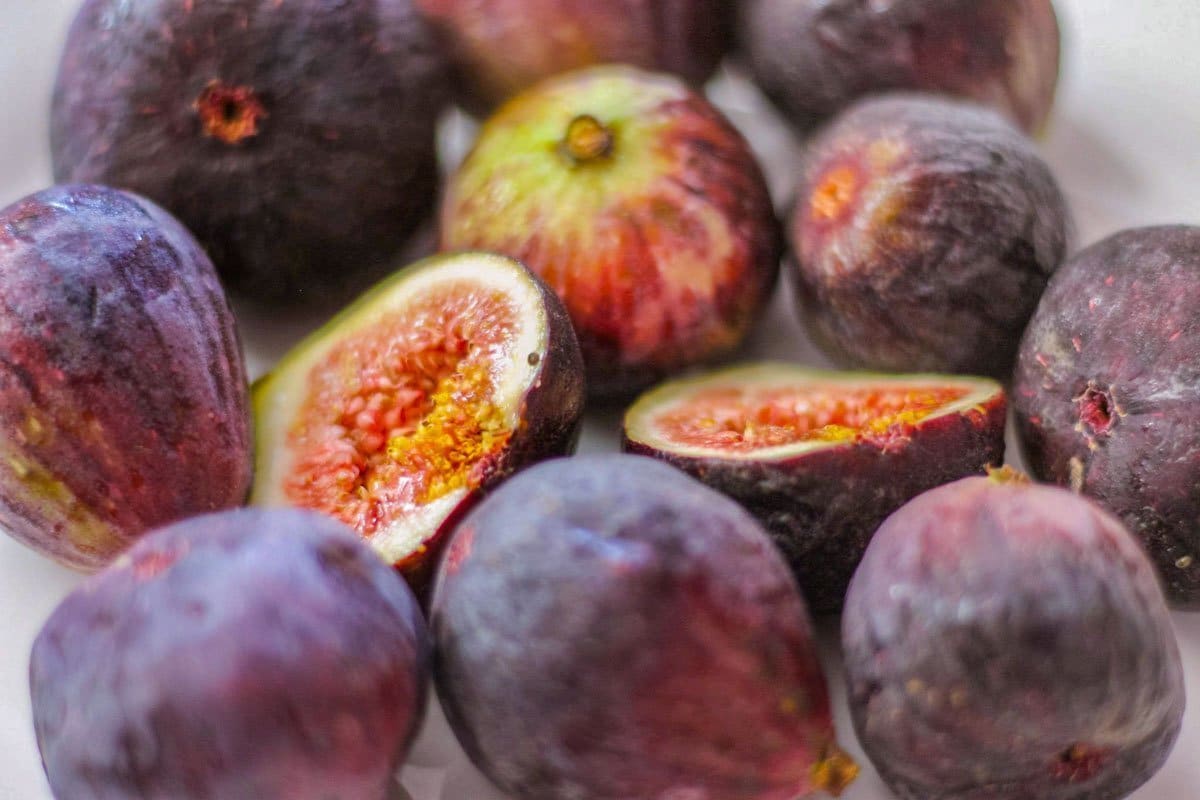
[843,474,1186,800]
[414,0,733,113]
[0,184,251,571]
[1015,226,1200,609]
[442,66,781,399]
[623,364,1006,613]
[739,0,1061,134]
[252,253,585,593]
[791,94,1070,378]
[51,0,448,306]
[432,455,858,800]
[31,509,429,800]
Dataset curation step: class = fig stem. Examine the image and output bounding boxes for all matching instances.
[810,746,859,797]
[561,114,614,164]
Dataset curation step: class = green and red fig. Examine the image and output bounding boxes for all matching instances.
[252,253,585,592]
[441,65,781,399]
[624,363,1006,612]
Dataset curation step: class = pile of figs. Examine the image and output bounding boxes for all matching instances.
[0,0,1193,799]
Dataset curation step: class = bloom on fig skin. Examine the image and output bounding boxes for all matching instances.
[1014,225,1200,608]
[442,65,782,399]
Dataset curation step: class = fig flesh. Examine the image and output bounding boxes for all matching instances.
[0,184,251,571]
[623,363,1006,612]
[252,253,585,591]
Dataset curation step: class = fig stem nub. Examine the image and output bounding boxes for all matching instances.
[987,464,1031,485]
[562,114,614,164]
[810,746,859,797]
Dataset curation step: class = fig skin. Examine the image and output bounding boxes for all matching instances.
[30,508,429,800]
[441,65,782,399]
[842,474,1186,800]
[622,366,1007,613]
[431,454,858,800]
[738,0,1061,134]
[0,184,251,572]
[51,0,448,306]
[1014,226,1200,609]
[790,94,1070,378]
[252,253,586,594]
[414,0,733,113]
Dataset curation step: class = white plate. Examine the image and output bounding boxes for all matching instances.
[1,1,1198,798]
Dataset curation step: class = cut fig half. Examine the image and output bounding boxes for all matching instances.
[253,253,585,591]
[623,363,1006,612]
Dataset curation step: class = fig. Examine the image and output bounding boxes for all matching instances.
[790,94,1070,378]
[622,363,1005,613]
[0,184,251,571]
[414,0,733,113]
[738,0,1061,134]
[441,65,781,399]
[252,252,585,592]
[1014,226,1200,609]
[431,454,858,800]
[843,471,1186,800]
[51,0,448,305]
[31,508,429,800]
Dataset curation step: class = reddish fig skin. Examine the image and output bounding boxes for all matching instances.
[0,185,251,571]
[252,253,586,596]
[739,0,1061,134]
[791,94,1070,378]
[623,366,1007,613]
[442,66,781,399]
[432,455,858,800]
[51,0,448,305]
[31,509,429,800]
[843,474,1185,800]
[414,0,733,113]
[1015,226,1200,609]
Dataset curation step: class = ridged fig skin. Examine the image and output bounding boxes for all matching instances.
[432,455,852,800]
[414,0,733,113]
[1014,226,1200,609]
[623,381,1007,614]
[843,476,1185,800]
[739,0,1061,134]
[791,94,1070,378]
[51,0,448,306]
[31,508,430,800]
[0,184,251,571]
[442,66,782,399]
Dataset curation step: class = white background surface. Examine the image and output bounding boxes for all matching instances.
[1,1,1199,798]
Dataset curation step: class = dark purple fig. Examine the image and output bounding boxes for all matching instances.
[623,363,1006,612]
[252,252,586,594]
[1015,225,1200,609]
[843,471,1185,800]
[30,508,429,800]
[0,184,251,571]
[739,0,1062,134]
[790,94,1070,378]
[432,454,859,800]
[51,0,448,305]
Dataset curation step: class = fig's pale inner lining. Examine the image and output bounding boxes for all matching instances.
[285,284,519,536]
[654,385,969,452]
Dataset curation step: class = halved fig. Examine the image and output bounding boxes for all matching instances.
[253,253,585,591]
[623,363,1006,612]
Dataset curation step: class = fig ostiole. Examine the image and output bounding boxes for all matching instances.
[0,184,252,571]
[623,363,1006,612]
[252,252,585,591]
